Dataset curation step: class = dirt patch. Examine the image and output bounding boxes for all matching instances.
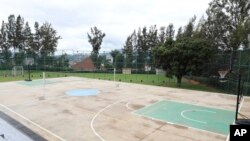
[149,100,158,103]
[173,124,189,130]
[143,123,151,128]
[61,109,74,115]
[189,80,200,85]
[131,104,144,109]
[134,132,147,139]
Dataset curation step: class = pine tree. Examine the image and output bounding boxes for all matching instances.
[205,0,250,51]
[6,15,16,52]
[32,22,41,54]
[0,21,12,68]
[123,35,133,68]
[22,22,33,54]
[15,15,25,52]
[39,22,61,56]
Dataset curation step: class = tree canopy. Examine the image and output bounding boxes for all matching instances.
[154,19,214,86]
[0,14,61,66]
[87,26,105,54]
[204,0,250,51]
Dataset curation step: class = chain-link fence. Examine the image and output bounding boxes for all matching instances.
[190,49,250,96]
[0,50,176,86]
[0,49,250,95]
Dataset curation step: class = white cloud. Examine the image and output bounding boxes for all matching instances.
[0,0,212,52]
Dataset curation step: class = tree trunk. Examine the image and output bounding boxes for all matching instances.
[176,75,182,87]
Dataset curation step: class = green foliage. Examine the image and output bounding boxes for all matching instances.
[110,49,124,70]
[204,0,250,51]
[115,52,124,70]
[123,26,160,70]
[90,53,111,70]
[154,19,214,86]
[39,22,61,56]
[123,35,133,68]
[87,27,105,54]
[110,49,120,60]
[0,14,61,66]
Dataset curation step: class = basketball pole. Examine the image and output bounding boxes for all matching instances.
[114,68,116,81]
[39,45,45,84]
[43,72,46,99]
[114,55,117,82]
[235,73,241,121]
[39,45,46,100]
[28,64,31,81]
[25,60,32,81]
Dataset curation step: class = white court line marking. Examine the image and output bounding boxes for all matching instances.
[181,109,216,124]
[167,99,234,112]
[0,104,66,141]
[92,97,232,141]
[91,95,150,141]
[132,111,226,137]
[132,99,227,137]
[125,101,134,111]
[125,95,159,111]
[90,98,127,141]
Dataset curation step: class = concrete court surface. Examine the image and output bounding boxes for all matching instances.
[0,77,249,141]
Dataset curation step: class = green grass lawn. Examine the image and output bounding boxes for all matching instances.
[0,70,222,93]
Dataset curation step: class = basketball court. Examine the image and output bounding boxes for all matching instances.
[134,100,235,135]
[0,76,249,141]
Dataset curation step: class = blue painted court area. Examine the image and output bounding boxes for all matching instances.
[134,100,235,135]
[65,89,99,96]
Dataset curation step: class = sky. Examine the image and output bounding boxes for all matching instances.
[0,0,212,53]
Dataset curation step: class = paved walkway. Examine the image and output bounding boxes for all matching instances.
[0,111,46,141]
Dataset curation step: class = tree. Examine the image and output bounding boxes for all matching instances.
[110,50,123,70]
[158,26,166,45]
[166,24,175,39]
[110,49,120,61]
[154,20,214,86]
[0,21,12,68]
[176,27,183,39]
[110,50,120,68]
[87,27,105,54]
[135,27,146,70]
[205,0,250,51]
[123,35,133,68]
[6,15,16,53]
[32,22,41,54]
[39,22,61,56]
[13,15,26,65]
[115,53,124,70]
[22,22,33,55]
[0,21,7,50]
[147,25,158,50]
[87,27,105,69]
[15,15,25,52]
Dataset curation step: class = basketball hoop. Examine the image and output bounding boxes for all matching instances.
[24,58,34,66]
[218,70,228,82]
[24,58,34,81]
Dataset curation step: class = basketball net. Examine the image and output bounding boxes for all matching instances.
[218,70,228,79]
